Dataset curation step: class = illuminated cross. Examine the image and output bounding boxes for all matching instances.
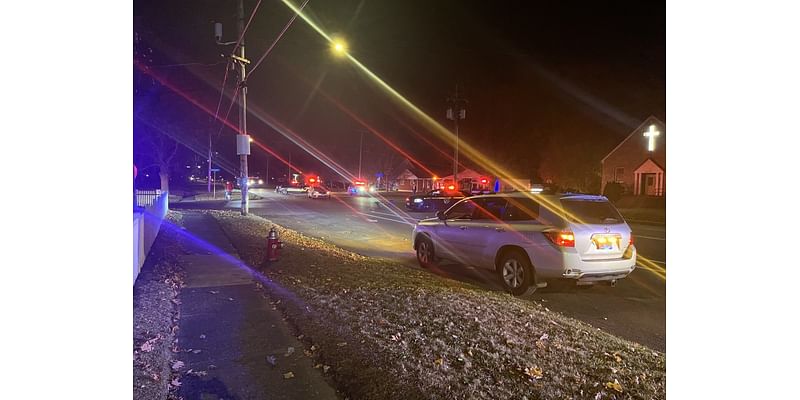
[643,124,660,152]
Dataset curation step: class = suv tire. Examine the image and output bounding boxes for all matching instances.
[498,250,537,297]
[415,236,436,268]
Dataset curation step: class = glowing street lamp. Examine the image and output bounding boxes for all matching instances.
[331,37,348,56]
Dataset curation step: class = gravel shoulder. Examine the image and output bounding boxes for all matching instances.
[207,210,665,399]
[133,212,186,400]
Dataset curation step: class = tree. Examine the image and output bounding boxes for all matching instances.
[135,122,180,192]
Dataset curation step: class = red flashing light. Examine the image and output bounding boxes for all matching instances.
[447,184,456,190]
[354,180,366,186]
[480,177,488,184]
[308,178,316,183]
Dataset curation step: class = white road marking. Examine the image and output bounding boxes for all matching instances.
[366,209,421,222]
[357,212,415,226]
[636,235,666,241]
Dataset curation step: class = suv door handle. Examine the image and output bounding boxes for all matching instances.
[495,227,505,232]
[459,225,467,230]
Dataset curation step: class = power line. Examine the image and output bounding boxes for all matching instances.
[213,61,232,123]
[210,0,262,143]
[232,0,263,53]
[249,0,310,75]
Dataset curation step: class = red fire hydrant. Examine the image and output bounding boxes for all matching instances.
[267,226,284,262]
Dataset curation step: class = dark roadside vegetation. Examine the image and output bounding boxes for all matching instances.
[204,210,665,399]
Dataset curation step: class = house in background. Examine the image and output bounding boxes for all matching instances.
[601,116,666,196]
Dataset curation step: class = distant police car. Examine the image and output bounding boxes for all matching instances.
[405,188,468,211]
[348,180,371,195]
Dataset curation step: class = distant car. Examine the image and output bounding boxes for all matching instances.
[247,176,265,188]
[307,187,330,199]
[278,182,307,195]
[411,192,636,296]
[405,189,468,211]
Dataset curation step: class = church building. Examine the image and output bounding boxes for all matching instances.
[601,116,666,196]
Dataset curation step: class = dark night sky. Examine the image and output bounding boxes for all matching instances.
[134,0,664,185]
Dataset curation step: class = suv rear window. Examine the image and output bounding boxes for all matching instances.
[560,199,624,225]
[503,197,540,221]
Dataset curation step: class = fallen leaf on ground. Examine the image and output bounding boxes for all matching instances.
[605,379,623,393]
[304,350,313,357]
[199,334,206,339]
[285,347,295,357]
[228,297,235,301]
[323,365,330,373]
[171,361,185,370]
[434,358,444,367]
[524,366,543,379]
[192,349,202,354]
[140,338,157,353]
[604,352,623,363]
[171,378,181,387]
[266,355,277,367]
[283,372,295,379]
[209,290,219,294]
[336,342,347,347]
[313,364,322,369]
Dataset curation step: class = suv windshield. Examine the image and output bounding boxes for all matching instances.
[560,199,624,225]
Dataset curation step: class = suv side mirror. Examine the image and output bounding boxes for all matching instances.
[436,210,446,220]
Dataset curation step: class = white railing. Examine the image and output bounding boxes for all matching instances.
[133,190,169,285]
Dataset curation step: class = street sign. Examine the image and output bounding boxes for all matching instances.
[211,168,221,172]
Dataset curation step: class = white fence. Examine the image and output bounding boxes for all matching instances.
[133,190,168,285]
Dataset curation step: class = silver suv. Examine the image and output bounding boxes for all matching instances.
[411,192,636,296]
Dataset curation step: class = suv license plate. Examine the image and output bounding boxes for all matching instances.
[591,234,621,250]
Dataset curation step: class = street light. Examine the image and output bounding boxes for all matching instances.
[331,37,348,56]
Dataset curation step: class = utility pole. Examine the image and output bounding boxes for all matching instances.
[213,3,250,214]
[235,0,250,215]
[447,85,466,189]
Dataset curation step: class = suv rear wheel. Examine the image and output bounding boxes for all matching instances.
[498,250,537,297]
[415,236,436,268]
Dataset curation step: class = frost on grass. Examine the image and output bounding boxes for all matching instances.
[209,210,665,399]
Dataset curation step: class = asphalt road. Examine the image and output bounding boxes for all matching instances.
[187,189,666,351]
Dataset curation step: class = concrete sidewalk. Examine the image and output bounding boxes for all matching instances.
[173,212,338,400]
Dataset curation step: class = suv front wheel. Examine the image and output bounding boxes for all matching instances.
[498,250,537,297]
[415,236,436,268]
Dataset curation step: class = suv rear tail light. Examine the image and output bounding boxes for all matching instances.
[629,234,634,246]
[545,231,575,247]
